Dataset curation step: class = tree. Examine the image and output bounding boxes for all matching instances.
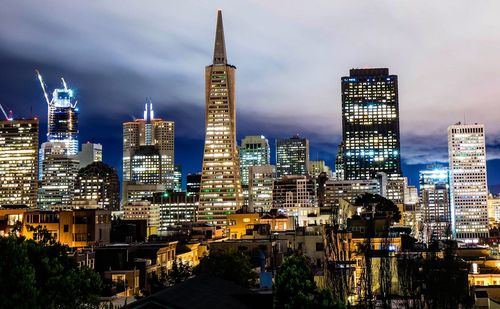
[274,254,345,309]
[168,259,192,285]
[354,193,401,223]
[0,235,102,309]
[194,251,257,288]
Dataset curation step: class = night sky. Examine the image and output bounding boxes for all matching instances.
[1,1,499,192]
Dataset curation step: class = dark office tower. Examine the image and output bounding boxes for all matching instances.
[74,162,120,210]
[186,173,202,198]
[276,135,309,178]
[198,10,243,225]
[341,68,401,180]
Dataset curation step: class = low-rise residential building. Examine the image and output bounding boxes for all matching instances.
[0,207,111,247]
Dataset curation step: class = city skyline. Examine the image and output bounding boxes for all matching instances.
[1,2,500,190]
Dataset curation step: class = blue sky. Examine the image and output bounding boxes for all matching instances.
[1,1,499,191]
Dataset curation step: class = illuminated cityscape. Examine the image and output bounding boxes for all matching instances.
[2,3,500,308]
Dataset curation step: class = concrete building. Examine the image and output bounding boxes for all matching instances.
[419,165,451,242]
[0,118,39,208]
[308,160,332,178]
[487,194,500,225]
[122,183,165,204]
[248,165,275,213]
[38,142,79,208]
[324,179,381,226]
[448,123,489,242]
[0,207,111,247]
[273,175,316,209]
[123,201,160,235]
[78,142,102,168]
[151,192,197,231]
[276,135,309,178]
[198,11,243,224]
[73,162,120,211]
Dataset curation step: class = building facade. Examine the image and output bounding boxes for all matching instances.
[73,162,120,211]
[273,175,316,209]
[0,118,39,208]
[186,173,201,197]
[123,102,174,189]
[123,201,160,235]
[239,135,270,186]
[341,68,401,180]
[198,10,243,224]
[38,142,79,208]
[248,165,275,213]
[448,123,489,241]
[419,165,451,242]
[308,160,331,178]
[152,192,198,231]
[78,142,102,168]
[173,165,182,192]
[276,135,309,178]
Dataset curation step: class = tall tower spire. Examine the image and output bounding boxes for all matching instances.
[199,11,242,225]
[213,10,227,65]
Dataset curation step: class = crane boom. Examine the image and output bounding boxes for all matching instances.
[0,103,12,121]
[35,69,51,105]
[61,77,68,90]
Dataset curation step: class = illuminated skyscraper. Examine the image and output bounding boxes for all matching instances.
[239,135,270,186]
[276,135,309,178]
[448,123,488,242]
[73,162,120,210]
[38,142,79,208]
[0,118,39,208]
[419,165,451,242]
[123,101,174,193]
[36,73,79,155]
[198,11,243,224]
[341,68,401,180]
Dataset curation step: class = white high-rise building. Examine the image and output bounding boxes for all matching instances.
[448,123,489,242]
[78,142,102,168]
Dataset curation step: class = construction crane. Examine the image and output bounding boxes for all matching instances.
[61,77,68,91]
[35,69,52,105]
[0,103,13,121]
